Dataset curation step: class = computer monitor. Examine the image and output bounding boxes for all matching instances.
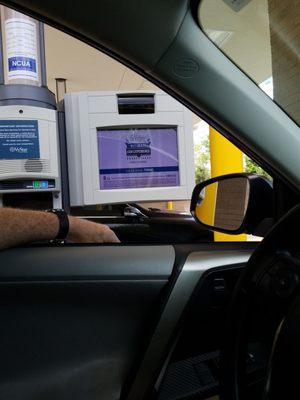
[65,91,195,206]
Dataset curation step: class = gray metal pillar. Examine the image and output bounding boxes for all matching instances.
[55,77,70,212]
[0,6,56,109]
[0,13,5,85]
[38,21,48,87]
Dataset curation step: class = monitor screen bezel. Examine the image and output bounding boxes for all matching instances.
[96,124,181,192]
[86,123,192,205]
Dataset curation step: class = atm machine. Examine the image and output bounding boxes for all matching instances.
[0,6,194,212]
[65,91,195,207]
[0,6,66,210]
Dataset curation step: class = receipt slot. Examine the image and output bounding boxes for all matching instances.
[0,6,66,210]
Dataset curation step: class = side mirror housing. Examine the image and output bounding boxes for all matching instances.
[190,173,273,235]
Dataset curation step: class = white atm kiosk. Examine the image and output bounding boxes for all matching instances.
[0,7,64,210]
[65,91,195,206]
[0,104,61,207]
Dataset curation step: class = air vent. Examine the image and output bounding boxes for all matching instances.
[117,94,155,114]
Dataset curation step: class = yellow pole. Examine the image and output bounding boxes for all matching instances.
[195,182,218,226]
[209,127,246,242]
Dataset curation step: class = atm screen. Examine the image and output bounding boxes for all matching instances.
[97,127,180,190]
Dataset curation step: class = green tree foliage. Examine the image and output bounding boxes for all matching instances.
[193,133,271,185]
[194,137,211,184]
[244,156,271,179]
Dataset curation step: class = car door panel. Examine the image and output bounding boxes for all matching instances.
[0,246,175,280]
[0,244,256,400]
[0,245,174,400]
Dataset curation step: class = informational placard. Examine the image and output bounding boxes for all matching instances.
[0,120,40,159]
[5,18,39,82]
[97,127,179,190]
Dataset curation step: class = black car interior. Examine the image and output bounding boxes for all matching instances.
[0,0,299,400]
[0,173,298,400]
[0,243,255,400]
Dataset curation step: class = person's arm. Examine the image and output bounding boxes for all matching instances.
[0,208,120,250]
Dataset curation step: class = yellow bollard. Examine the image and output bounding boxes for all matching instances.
[209,127,246,242]
[166,201,173,211]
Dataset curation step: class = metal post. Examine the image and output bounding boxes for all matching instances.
[0,16,5,85]
[38,21,47,87]
[55,77,70,212]
[55,77,67,104]
[57,111,70,213]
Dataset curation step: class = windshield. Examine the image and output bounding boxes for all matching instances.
[42,18,269,219]
[0,6,270,228]
[198,0,300,126]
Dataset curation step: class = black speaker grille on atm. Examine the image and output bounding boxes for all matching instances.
[24,159,44,172]
[0,159,50,174]
[117,93,155,114]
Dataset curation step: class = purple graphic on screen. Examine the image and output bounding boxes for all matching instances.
[97,127,180,190]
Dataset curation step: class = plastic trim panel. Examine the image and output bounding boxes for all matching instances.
[125,249,252,399]
[0,245,175,281]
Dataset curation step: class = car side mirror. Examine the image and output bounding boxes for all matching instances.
[190,173,274,235]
